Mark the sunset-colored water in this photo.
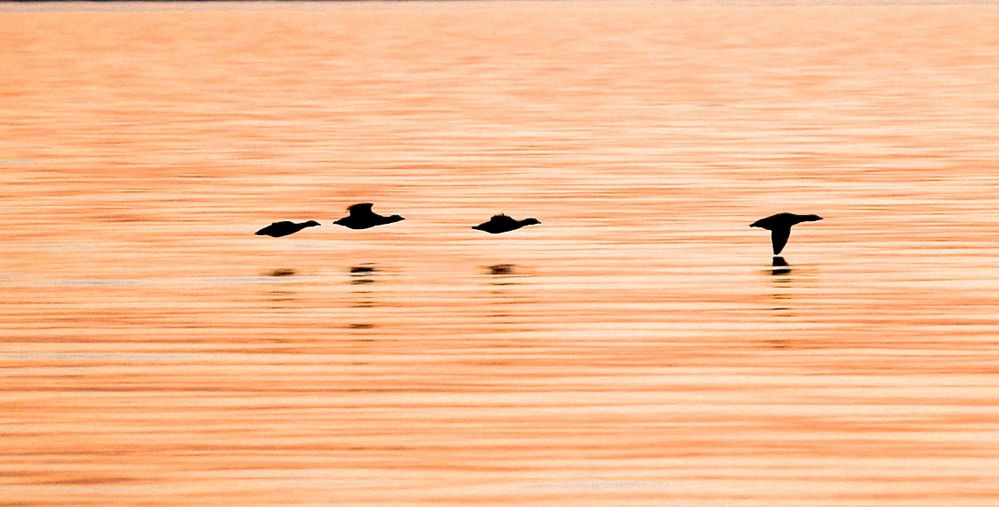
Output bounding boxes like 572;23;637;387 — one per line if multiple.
2;2;999;505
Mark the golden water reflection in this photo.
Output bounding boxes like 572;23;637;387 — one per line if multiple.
2;2;999;505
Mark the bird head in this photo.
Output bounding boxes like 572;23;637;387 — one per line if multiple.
522;218;541;226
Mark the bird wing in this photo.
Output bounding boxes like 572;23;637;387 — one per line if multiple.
490;214;516;225
771;227;791;255
347;203;374;216
752;213;785;229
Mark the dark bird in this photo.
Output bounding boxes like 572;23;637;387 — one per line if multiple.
472;214;541;234
333;203;405;230
750;212;822;255
255;220;320;238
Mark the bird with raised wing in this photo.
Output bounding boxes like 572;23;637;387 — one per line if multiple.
333;203;405;230
750;212;822;255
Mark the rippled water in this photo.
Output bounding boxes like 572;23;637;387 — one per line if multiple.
2;2;999;505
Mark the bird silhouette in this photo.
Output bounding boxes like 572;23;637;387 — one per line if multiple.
750;212;822;255
333;203;404;230
255;220;320;238
472;214;541;234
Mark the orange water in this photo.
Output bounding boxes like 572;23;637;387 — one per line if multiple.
2;2;999;505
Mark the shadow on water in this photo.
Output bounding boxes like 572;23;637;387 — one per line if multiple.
348;264;379;330
766;257;795;320
488;264;516;275
485;264;524;287
268;290;297;302
771;256;791;276
762;256;818;333
480;264;537;325
257;268;301;308
350;265;377;285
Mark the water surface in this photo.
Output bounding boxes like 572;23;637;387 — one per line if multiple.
2;2;999;505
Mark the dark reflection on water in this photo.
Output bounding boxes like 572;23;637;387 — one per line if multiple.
771;256;791;276
350;264;378;286
481;264;534;323
767;257;795;318
488;264;516;276
259;268;301;308
268;290;297;302
485;263;527;288
349;265;379;326
766;258;821;321
267;289;299;310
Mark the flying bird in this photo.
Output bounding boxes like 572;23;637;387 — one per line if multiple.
472;214;541;234
255;220;320;238
333;203;405;230
750;212;822;255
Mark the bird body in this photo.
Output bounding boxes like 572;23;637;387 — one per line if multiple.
255;220;320;238
333;203;405;230
472;214;541;234
750;212;822;255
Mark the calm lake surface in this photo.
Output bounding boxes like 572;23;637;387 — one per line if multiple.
2;2;999;505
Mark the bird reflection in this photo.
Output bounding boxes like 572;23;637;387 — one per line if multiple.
766;257;795;319
258;268;300;309
488;263;516;276
350;264;378;286
348;265;379;330
266;289;299;309
485;264;527;288
480;264;534;324
771;256;791;276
